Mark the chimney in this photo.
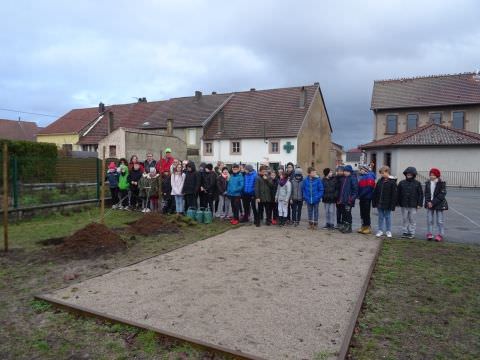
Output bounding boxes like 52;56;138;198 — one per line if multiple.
314;82;319;86
166;118;174;135
107;111;114;134
137;97;147;103
211;91;217;95
217;110;224;134
299;86;306;108
98;102;105;113
250;88;256;91
195;91;202;101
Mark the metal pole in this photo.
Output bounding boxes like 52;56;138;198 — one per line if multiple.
3;143;9;252
100;146;106;224
12;155;18;208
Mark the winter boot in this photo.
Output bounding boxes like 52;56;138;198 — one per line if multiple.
361;226;372;235
357;226;366;233
341;223;352;233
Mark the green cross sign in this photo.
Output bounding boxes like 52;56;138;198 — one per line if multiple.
283;141;295;153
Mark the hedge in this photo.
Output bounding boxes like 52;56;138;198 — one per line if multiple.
0;139;58;182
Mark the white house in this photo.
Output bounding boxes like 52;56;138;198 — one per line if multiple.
201;84;333;171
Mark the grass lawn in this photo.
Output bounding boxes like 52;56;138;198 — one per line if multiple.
0;207;232;360
349;239;480;360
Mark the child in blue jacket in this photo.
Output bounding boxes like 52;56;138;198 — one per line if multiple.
227;163;244;225
302;167;324;229
337;165;359;233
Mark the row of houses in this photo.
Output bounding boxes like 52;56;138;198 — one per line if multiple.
35;84;336;171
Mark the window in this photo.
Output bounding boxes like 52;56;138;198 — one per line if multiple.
231;141;241;154
384;152;391;168
429;112;442;124
386;115;398;134
370;153;377;173
407;114;418;130
204;142;213;155
270;141;279;154
311;142;316;156
62;144;73;152
452;111;465;129
109;145;116;158
187;128;196;145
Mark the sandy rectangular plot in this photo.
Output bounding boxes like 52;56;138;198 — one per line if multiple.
42;227;380;360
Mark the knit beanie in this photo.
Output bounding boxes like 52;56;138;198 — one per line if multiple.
429;168;441;178
343;165;353;173
359;165;369;172
323;168;330;177
205;163;213;171
336;165;345;172
295;168;303;175
245;164;254;172
108;162;116;170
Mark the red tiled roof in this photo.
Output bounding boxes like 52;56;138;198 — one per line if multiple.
141;93;231;129
0;118;40;141
346;147;362;153
371;72;480;110
38;107;100;135
78;101;163;144
203;85;320;140
360;123;480;149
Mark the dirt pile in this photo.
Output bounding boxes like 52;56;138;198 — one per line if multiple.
57;223;126;258
127;213;181;236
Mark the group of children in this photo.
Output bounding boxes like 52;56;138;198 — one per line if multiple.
105;150;448;241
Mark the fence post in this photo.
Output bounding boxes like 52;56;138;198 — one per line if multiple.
100;147;106;224
96;157;100;200
3;143;8;252
12;155;18;209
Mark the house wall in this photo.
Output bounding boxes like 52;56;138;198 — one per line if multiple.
364;146;480;178
97;129;126;158
201;138;298;167
296;90;333;171
125;132;187;162
156;127;202;163
374;105;480;140
37;134;82;151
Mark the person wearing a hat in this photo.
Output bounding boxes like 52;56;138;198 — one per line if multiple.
241;164;259;225
158;148;175;174
199;163;217;213
357;164;376;234
322;168;338;230
290;168;304;226
397;166;423;239
227;163;244;225
337;165;359;233
106;161;120;208
424;168;447;242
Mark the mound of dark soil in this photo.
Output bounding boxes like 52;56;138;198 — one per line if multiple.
56;223;126;258
127;213;181;236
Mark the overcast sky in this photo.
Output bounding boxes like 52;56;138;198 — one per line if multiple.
1;0;480;149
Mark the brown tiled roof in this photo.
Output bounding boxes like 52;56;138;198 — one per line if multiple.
360;123;480;149
371;72;480;110
78;101;162;144
141;93;231;129
38;107;100;135
203;85;319;140
0;119;40;141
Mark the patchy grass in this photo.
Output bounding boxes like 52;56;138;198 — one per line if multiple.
0;207;232;359
349;239;480;360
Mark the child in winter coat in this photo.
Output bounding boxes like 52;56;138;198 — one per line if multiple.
302;167;324;229
106;162;120;208
424;168;447;242
269;171;279;225
290;168;304;226
242;165;258;224
118;164;130;209
216;167;231;219
171;163;185;215
322;168;338;229
397;167;423;239
275;172;292;226
255;165;274;226
127;162;143;210
139;167;160;212
199;163;217;213
227;163;244;225
357;165;376;234
337;165;359;233
372;166;397;238
183;161;201;211
335;166;345;228
161;170;174;214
